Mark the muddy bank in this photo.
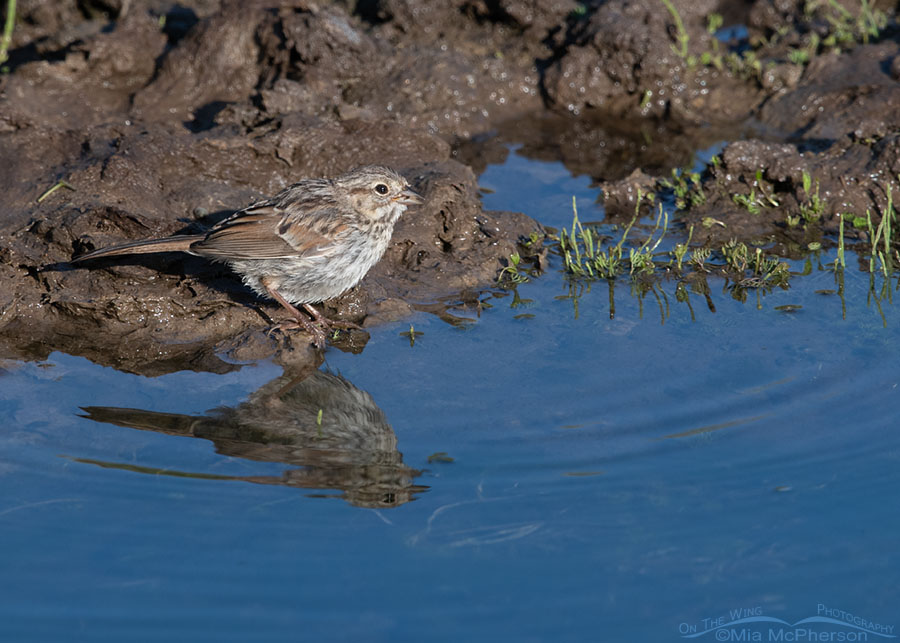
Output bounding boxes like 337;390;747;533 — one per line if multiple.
1;1;551;372
1;145;539;373
1;0;899;373
566;1;900;255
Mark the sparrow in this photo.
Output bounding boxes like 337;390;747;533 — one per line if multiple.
79;369;428;508
73;165;423;348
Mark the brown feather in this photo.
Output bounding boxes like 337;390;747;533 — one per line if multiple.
192;203;341;260
192;221;300;259
73;236;203;262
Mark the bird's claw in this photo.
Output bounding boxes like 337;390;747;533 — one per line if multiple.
328;319;363;331
266;319;327;350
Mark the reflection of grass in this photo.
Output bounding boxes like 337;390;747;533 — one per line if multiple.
864;186;896;278
851;187;898;327
837;213;846;269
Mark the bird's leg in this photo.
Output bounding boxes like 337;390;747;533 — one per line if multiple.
263;282;327;350
302;303;363;330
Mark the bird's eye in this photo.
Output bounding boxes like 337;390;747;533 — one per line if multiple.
375;183;389;195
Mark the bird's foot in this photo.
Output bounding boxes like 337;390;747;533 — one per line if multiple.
327;319;363;331
300;303;362;334
266;318;327;350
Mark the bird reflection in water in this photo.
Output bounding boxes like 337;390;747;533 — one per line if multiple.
78;369;427;508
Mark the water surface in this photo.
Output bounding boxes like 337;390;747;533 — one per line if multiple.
2;148;898;642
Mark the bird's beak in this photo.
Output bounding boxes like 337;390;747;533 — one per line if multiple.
394;187;424;206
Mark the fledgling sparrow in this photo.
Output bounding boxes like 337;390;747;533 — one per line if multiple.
73;165;423;348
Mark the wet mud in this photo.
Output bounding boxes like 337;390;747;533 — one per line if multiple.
1;0;899;373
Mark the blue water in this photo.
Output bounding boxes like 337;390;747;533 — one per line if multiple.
2;150;898;641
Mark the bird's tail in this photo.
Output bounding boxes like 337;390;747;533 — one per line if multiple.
79;406;201;436
72;235;204;263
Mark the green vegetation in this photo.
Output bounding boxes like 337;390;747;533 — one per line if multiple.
755;170;780;208
496;177;900;323
729;170;780;216
555;194;670;280
0;0;14;68
660;0;690;60
837;213;846;269
807;0;886;46
498;252;529;284
671;225;694;271
569;3;588;19
550;197;792;301
864;188;895;278
662;1;889;82
498;231;543;286
732;190;762;215
777;1;887;69
788;44;812;66
660;168;706;210
720;239;791;289
828;186;900;327
659;2;768;78
799;171;825;223
786;170;826;227
36;179;76;203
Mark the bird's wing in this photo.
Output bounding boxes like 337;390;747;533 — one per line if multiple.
191;203;342;260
